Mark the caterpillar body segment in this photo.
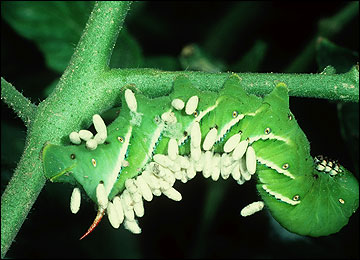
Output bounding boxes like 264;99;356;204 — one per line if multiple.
42;75;359;238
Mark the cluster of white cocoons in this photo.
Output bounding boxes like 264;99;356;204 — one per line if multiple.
69;114;107;150
104;138;185;234
70;91;264;235
102;94;262;233
175;95;258;184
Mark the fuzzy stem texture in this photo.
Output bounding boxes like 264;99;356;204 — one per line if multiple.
1;1;358;258
1;77;36;128
1;2;132;257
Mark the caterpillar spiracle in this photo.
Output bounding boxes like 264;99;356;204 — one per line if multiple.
42;75;359;239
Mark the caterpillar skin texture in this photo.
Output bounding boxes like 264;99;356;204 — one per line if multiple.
42;75;359;238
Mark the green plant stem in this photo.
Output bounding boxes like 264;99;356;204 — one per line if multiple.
1;1;358;258
65;1;131;73
1;77;36;127
38;1;132;139
1;2;131;257
104;66;359;102
285;2;359;72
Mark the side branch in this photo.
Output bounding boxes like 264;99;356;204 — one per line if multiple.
1;77;37;127
1;2;133;258
104;66;359;103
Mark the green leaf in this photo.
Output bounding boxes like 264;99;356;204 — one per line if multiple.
1;1;94;73
2;1;144;73
110;28;143;69
316;37;358;73
43;78;59;98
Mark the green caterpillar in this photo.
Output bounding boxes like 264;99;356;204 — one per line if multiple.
42;75;359;239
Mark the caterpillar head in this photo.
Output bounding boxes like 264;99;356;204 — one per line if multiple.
257;156;359;237
42;143;117;204
42;143;78;184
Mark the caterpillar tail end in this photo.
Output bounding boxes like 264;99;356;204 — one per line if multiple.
79;208;105;240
